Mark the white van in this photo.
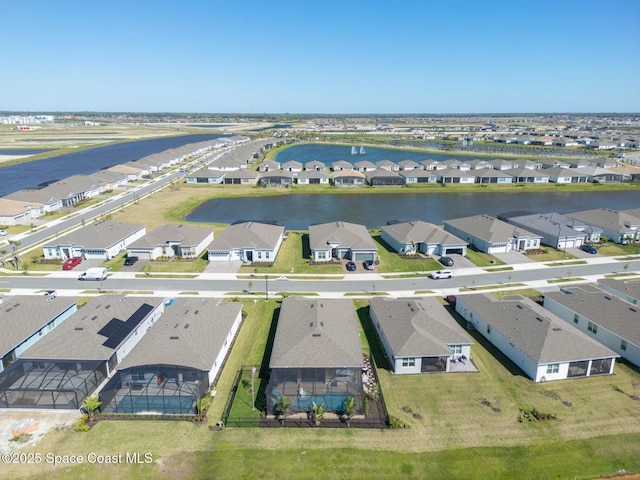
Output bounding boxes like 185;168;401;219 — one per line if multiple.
78;267;108;281
429;270;453;279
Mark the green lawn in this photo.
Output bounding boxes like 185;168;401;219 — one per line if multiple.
526;247;578;262
597;241;640;256
373;234;442;273
464;248;505;267
5;298;640;480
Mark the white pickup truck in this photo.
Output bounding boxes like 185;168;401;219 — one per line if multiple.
78;267;108;281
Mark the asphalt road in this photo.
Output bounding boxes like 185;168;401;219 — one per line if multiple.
3;259;638;296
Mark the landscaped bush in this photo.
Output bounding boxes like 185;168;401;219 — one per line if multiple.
518;407;557;423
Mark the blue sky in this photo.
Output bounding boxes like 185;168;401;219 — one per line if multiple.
1;0;638;113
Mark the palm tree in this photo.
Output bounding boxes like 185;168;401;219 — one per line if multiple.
276;396;291;425
342;396;357;427
311;401;325;427
195;395;211;422
82;396;102;421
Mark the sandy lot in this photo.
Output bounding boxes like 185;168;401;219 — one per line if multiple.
0;410;78;454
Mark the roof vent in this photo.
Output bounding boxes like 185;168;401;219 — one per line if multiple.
604;296;611;300
105;305;110;309
75;327;84;331
184;324;190;329
536;317;544;322
310;322;314;327
553;327;561;331
91;316;98;321
174;323;179;328
517;305;523;309
194;310;199;315
170;336;179;340
312;333;321;337
630;308;637;313
320;322;324;327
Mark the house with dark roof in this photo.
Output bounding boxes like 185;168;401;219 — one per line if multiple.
369;297;474;374
127;224;213;260
258;170;294;187
365;169;404;186
381;220;468;256
544;285;640;368
399;169;438;184
444;214;541;253
309;221;378;262
43;221;146;260
207;221;285;263
0;295;78;374
99;299;242;415
505;212;590;249
0;295;165;409
267;297;364;415
456;293;618;382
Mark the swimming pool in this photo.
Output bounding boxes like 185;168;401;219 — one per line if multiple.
115;395;195;414
293;392;349;411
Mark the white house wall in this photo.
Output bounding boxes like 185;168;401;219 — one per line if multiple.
543;297;640;368
207;310;243;385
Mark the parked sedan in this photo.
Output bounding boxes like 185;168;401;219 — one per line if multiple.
124;256;139;266
0;229;7;236
579;244;598;254
345;261;357;271
363;260;375;270
62;257;82;270
439;256;454;266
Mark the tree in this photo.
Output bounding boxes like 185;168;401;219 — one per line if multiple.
311;401;325;427
342;396;357;427
276;395;291;425
82;396;102;421
195;395;211;422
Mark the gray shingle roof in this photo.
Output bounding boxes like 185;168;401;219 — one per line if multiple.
459;294;618;363
382;220;467;246
545;286;640;345
0;296;77;357
116;299;242;371
208;222;284;251
568;208;640;232
269;297;363;368
309;221;377;251
444;215;540;243
598;278;640;304
44;221;145;249
370;297;472;357
129;224;212;249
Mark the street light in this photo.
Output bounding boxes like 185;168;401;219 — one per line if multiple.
251;274;268;301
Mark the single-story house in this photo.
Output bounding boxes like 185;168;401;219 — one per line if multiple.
376;159;399;171
0;295;165;409
43;221;146;260
258;170;294;187
420;159;444;170
369;297;474;374
506;168;550;183
545;167;589;183
0;198;46;225
99;299;242;415
258;161;280;172
222;169;260;185
456;293;618;382
3;189;63;213
267;297;364;415
544;285;640;368
185;168;226;184
0;295;78;374
332;169;366;187
436;168;476;184
505;212;589;249
397;159;421;170
467;159;493;170
444;214;541;253
567;208;640;243
399;169;439;184
353;160;377;172
281;160;303;172
471;169;514;184
365;169;404;186
572;166;624;183
295;170;330;185
309;220;377;262
597;278;640;306
440;159;471;170
104;164;145;181
127;224;213;260
381;220;468;256
487;159;514;170
207;221;285;263
331;160;353;171
304;160;325;171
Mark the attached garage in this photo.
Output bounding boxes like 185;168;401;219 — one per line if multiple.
442;247;466;256
352;251;376;261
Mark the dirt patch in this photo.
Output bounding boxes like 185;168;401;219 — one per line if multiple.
0;410;78;453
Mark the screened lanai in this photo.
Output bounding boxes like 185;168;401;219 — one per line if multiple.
99;364;208;414
0;359;106;409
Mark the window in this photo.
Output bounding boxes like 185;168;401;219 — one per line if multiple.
546;364;559;374
573;314;579;324
450;345;462;354
621;340;627;351
402;358;415;367
588;321;598;334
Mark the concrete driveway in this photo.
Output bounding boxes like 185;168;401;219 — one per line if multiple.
438;253;475;269
492;250;536;264
205;260;243;273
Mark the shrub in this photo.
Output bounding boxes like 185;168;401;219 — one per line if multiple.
75;415;90;432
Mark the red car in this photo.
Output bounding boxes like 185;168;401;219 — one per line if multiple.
62;257;82;270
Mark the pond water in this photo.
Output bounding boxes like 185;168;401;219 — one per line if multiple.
184;190;640;229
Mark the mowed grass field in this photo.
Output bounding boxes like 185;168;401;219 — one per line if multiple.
5;297;639;480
